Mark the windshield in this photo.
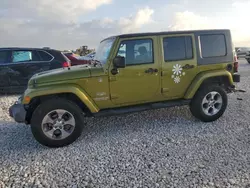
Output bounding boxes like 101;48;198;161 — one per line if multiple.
94;38;116;65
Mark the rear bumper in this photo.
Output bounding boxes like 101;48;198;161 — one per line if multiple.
9;102;27;123
233;73;240;83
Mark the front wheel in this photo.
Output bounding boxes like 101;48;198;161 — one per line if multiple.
190;85;228;122
30;98;85;147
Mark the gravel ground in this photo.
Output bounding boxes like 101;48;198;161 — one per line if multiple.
0;60;250;188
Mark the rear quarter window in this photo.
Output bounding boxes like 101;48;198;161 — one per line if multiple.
200;34;227;58
47;50;69;62
37;50;53;61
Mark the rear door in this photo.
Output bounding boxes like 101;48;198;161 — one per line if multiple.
35;50;53;70
160;34;198;99
8;49;51;90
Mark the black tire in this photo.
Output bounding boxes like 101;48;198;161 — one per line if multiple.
189;85;228;122
30;98;85;148
247;59;250;64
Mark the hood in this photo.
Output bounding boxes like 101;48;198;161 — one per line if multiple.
30;64;93;85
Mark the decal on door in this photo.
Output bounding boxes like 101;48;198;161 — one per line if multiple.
171;64;185;84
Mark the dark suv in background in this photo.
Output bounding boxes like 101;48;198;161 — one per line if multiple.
0;47;71;94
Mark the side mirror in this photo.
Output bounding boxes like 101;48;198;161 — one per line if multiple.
113;56;125;68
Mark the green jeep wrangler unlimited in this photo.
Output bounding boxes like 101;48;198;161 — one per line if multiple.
9;29;241;147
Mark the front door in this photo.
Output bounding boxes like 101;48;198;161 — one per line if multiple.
109;37;160;105
160;34;198;99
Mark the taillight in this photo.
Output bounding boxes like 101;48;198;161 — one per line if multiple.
234;54;238;62
232;52;238;72
62;61;71;68
234;61;238;72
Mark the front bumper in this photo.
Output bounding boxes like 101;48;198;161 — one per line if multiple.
9;99;27;123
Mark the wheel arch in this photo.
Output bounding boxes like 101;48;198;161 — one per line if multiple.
184;70;234;99
25;92;96;124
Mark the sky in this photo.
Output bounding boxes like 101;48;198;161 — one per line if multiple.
0;0;250;50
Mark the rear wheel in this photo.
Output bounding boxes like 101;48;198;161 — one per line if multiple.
30;98;85;147
190;85;228;122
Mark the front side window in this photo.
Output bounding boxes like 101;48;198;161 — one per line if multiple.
94;38;116;65
12;50;40;63
117;39;153;66
117;43;126;58
163;36;193;61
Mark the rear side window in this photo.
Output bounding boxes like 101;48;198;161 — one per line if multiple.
0;51;9;63
163;36;193;61
200;34;227;58
37;50;53;61
12;50;40;63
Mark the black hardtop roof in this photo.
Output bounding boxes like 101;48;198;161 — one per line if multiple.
101;29;231;42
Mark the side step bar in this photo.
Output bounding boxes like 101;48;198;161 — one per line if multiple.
93;99;191;117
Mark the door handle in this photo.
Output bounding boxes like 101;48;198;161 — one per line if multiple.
145;68;158;73
145;68;153;73
182;64;195;69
